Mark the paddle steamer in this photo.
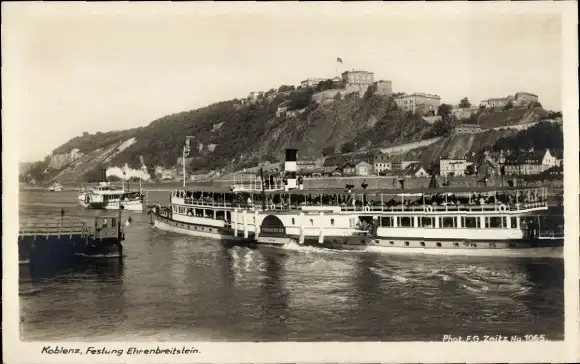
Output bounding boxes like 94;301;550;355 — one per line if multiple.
48;182;64;192
150;148;563;257
80;172;145;211
77;182;125;207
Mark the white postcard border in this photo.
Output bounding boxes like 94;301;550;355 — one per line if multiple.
2;1;579;363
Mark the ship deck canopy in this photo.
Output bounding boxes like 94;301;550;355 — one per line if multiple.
172;185;544;197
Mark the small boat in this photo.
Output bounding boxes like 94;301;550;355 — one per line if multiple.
47;183;63;192
80;176;144;211
77;182;125;207
86;191;144;211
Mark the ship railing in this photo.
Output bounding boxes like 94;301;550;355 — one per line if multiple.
338;201;548;213
177;199;547;213
18;221;93;237
230;174;286;192
538;231;565;239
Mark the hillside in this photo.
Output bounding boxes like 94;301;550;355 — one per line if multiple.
475;107;545;128
21;87;557;184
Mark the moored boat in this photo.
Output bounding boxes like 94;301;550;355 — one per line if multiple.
86;190;144;211
47;183;63;192
77;182;125;207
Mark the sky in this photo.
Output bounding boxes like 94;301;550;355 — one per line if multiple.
4;3;564;162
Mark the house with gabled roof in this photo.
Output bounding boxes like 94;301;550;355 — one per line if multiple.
502;148;558;175
403;162;429;178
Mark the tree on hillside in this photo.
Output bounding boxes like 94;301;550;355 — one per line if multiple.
278;85;295;93
315;79;334;93
504;101;514;110
363;84;378;100
437;103;453;119
466;113;478;124
529;101;542;109
492;121;563;152
288;88;314;110
459;97;471;108
340;142;356;153
424;118;456;139
322;146;335;156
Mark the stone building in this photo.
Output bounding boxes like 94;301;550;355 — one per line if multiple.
300;78;327;88
342;70;374;96
502;149;558;175
374;80;393;97
454;124;482;134
514;92;539;106
439;158;471;176
393;93;441;115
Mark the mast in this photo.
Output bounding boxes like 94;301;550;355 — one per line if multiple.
183;136;193;188
260;167;266;210
182;146;186;188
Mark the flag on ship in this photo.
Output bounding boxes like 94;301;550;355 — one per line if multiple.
337;57;343;63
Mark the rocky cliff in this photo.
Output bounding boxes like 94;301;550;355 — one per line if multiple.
22;88;555;184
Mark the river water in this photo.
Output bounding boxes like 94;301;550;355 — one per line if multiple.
18;189;564;341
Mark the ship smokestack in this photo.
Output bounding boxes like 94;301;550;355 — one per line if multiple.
284;148;298;191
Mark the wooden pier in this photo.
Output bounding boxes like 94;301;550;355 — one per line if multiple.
18;220;92;237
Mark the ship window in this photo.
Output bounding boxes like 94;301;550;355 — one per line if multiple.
442;217;455;228
436;242;442;247
331;219;335;226
420;242;425;247
462;216;479;228
310;219;314;225
509;243;516;248
292;218;295;225
511;217;518;228
489;243;496;248
399;217;412;227
453;242;459;247
488;216;504;228
381;217;393;227
389;241;394;245
111;218;117;227
420;217;434;228
404;241;409;246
